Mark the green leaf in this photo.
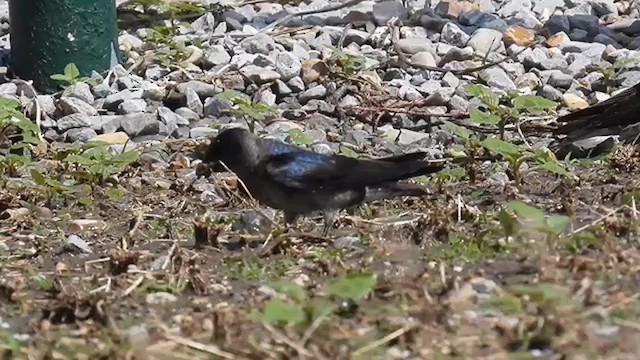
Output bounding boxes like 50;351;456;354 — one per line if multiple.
622;191;640;206
78;197;93;206
546;215;571;234
538;160;573;179
50;74;71;82
269;281;307;303
339;145;359;158
512;95;557;114
0;98;21;110
507;201;545;225
469;109;500;125
465;84;499;107
262;299;305;326
287;129;313;146
443;120;470;140
64;63;80;79
326;273;376;300
30;169;46;185
106;188;125;200
216;90;245;102
481;138;521;157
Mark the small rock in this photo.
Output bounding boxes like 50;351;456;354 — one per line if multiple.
92;132;130;145
548;72;574;88
480;67;516;91
240;65;281;84
118;99;147;114
467;28;503;55
563;93;590;109
146;292;178;305
190;127;217;138
504;25;535;46
204;45;231;67
185;88;204;115
240;33;276;54
57;113;92;131
274;52;302;80
175;107;200;122
301;59;329;84
299;85;327;104
0;83;16;96
538;85;564;101
546;32;571;47
58;97;98;116
204;97;233;117
397;129;430;145
542;15;570;36
440;23;470;48
64;128;98;143
177;81;220;99
397;38;434;55
104;89;143;111
62;82;94;104
121;113;161;138
372;0;408;26
158;107;189;126
410;51;437;67
64;235;92;254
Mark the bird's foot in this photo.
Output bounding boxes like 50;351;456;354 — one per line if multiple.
321;210;338;237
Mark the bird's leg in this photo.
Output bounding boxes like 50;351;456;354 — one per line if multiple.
283;211;299;233
322;210;338;237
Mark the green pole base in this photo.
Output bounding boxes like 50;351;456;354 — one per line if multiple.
8;0;122;93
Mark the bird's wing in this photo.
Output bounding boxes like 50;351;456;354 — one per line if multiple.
263;150;443;190
555;83;640;134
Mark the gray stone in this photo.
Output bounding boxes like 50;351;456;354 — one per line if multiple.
185;88;204;116
397;38;435;55
62;82;94;104
240;65;281;84
57;113;92;131
441;23;470;48
373;0;408;26
172;126;191;139
190;126;217;138
617;71;640;87
104;89;143;111
204;97;233;117
175;107;200;122
0;83;16;96
64;128;98;143
100;116;122;133
287;76;305;92
64;235;92;254
121;113;161;137
467;28;503;55
118;99;147;114
410;51;437;67
146;292;177;305
274;52;302;80
58;97;98;116
240;33;276;54
299;84;327;104
397;129;430;145
538;84;564;101
176;81;220;99
30;95;56;116
92;83;113;98
273;79;292;96
204;45;231;66
344;29;370;46
548;72;574;88
480;67;516;91
158;107;189;126
540;57;569;70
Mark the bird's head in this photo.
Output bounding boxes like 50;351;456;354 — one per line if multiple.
202;127;254;173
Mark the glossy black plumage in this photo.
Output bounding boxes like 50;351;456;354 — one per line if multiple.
202;127;445;234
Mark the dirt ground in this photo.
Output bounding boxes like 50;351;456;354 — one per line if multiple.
1;141;639;360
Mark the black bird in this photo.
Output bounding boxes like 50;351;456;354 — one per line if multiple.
552;82;640;157
201;127;446;235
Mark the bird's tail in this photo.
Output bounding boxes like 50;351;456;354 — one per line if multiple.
364;182;429;202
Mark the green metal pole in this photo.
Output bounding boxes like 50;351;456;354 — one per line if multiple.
8;0;121;93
